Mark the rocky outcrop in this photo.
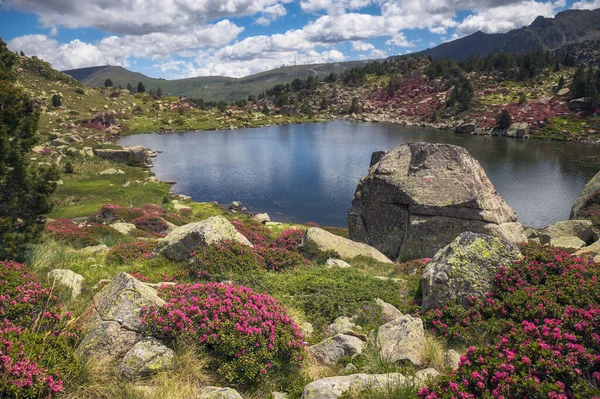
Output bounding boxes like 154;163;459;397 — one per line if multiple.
47;269;84;298
153;216;252;261
575;240;600;262
76;273;166;359
325;258;351;268
455;122;477;134
550;236;586;250
376;315;426;366
94;145;150;165
348;143;525;260
308;334;364;366
539;220;595;245
301;369;439;399
120;338;174;379
375;298;403;321
420;232;523;312
444;349;461;370
571;171;600;219
300;227;393;264
505;122;529;138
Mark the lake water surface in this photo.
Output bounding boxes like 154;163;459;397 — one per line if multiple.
120;121;600;228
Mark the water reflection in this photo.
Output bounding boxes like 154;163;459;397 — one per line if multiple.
120;121;600;228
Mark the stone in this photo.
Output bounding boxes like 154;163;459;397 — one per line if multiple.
32;145;44;154
173;203;192;212
444;349;461;370
120;338;174;379
51;138;69;146
153;216;252;261
69;135;83;143
326;316;356;335
198;386;244;399
325;258;351;268
454;122;477;134
377;315;426;366
557;87;570;96
348;143;525;260
574;240;600;261
272;393;289;399
81;147;94;157
76;273;166;359
539;220;595;245
308;334;364;366
505;122;529;138
252;213;271;224
47;269;84;298
232;201;242;208
375;298;403;321
111;222;137;235
571;171;600;219
569;98;592;111
342;363;358;374
420;232;523;312
550;235;586;251
94;145;149;165
300;227;393;264
80;244;109;255
300;322;315;338
99;168;124;175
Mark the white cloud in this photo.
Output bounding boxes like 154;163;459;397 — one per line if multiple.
300;0;373;15
351;41;375;52
386;33;414;47
429;26;447;35
571;0;600;9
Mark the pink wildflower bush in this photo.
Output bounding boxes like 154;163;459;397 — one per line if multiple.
0;261;77;398
271;229;304;251
419;243;600;398
141;282;305;384
106;241;156;265
131;215;169;234
44;218;118;247
579;189;600;229
232;220;271;247
88;204;167;225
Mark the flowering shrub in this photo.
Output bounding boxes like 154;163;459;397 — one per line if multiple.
271;229;304;251
256;246;309;272
190;240;266;279
131;215;169;234
305;222;320;228
162;213;186;226
88;204;145;224
107;241;155;264
419;243;600;398
44;218;118;247
141;283;305;384
232;220;271;247
579;189;600;229
394;258;431;275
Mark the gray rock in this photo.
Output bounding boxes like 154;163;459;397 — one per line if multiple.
550;235;586;250
571;171;600;219
454;122;477;134
95;145;149;165
120;338;174;379
377;315;426;366
300;322;315;338
272;393;289;399
111;222;137;235
153;216;252;261
198;386;244;399
325;258;351;268
326;316;356;335
375;298;403;321
444;349;461;370
569;98;592;111
76;273;165;359
539;220;595;245
420;232;523;312
80;244;109;255
47;269;84;298
252;213;271;224
308;334;364;366
505;122;529;138
348;143;525;260
99;168;124;175
342;363;358;374
301;227;393;264
575;240;600;261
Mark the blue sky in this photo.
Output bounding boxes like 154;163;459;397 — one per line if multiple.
0;0;597;79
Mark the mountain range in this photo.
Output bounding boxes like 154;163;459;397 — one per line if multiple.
64;8;600;102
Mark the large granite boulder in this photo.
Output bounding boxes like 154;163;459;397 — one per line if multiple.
76;273;165;359
571;171;600;219
153;216;252;261
376;315;426;366
94;145;149;165
308;334;364;366
539;220;595;245
420;232;523;312
348;143;525;260
301;369;439;399
120;338;174;379
300;227;393;264
575;240;600;261
47;269;84;298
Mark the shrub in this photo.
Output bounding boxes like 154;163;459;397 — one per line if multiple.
322;226;349;238
256;246;309;272
51;94;61;107
232;220;271;247
131;215;169;234
162;213;186;226
44;219;119;247
305;222;320;228
141;283;305;385
189;240;265;279
106;241;155;264
496;108;512;129
271;229;304;251
579;189;600;229
63;160;74;174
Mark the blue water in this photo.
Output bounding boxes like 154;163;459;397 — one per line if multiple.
120;121;600;228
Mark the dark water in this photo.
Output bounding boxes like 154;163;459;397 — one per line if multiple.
120;121;600;228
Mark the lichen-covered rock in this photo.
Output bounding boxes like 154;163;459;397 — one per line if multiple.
80;244;109;255
252;213;271;224
76;273;165;359
94;145;149;165
420;232;523;312
326;316;356;335
375;298;403;321
550;235;586;251
308;334;364;366
47;269;84;298
120;338;174;379
153;216;252;261
348;143;525;260
571;171;600;219
376;315;426;366
111;222;137;235
539;220;595;245
325;258;351;268
444;349;461;370
575;240;600;261
197;386;244;399
300;227;393;264
300;369;438;399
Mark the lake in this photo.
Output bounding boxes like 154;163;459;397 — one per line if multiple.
120;120;600;228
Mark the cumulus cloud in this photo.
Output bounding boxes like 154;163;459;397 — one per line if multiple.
351;41;375;52
300;0;373;15
386;33;415;47
571;0;600;9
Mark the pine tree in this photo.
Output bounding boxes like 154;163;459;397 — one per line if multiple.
157;87;163;98
19;50;25;57
262;105;270;115
557;75;565;91
0;39;59;260
51;94;62;107
126;82;133;92
571;65;587;99
137;81;146;93
349;97;360;114
497;109;512;129
104;78;113;87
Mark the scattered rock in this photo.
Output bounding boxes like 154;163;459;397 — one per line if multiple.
557;87;570;96
550;235;586;251
99;168;125;175
120;338;174;379
574;240;600;261
95;146;149;165
80;244;109;255
505;122;529;138
454;122;477;134
153;216;252;261
308;334;364;366
420;232;523;312
173;203;192;212
272;392;289;399
444;349;461;370
51;138;69;146
301;227;393;264
252;213;271;224
197;386;244;399
569;98;592;111
300;322;315;338
348;143;525;260
81;147;94;157
47;269;84;298
539;220;595;245
571;171;600;219
342;363;358;374
326;316;356;335
325;258;351;268
375;298;403;321
377;315;426;366
111;222;137;235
